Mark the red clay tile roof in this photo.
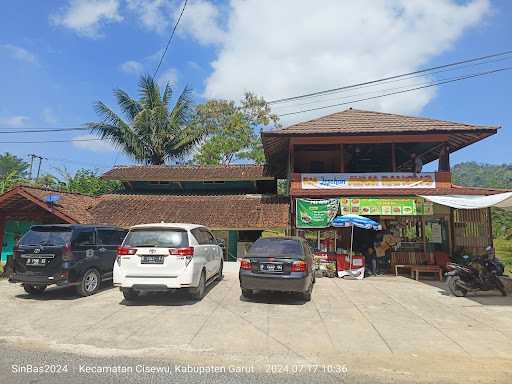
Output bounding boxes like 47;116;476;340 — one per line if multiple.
269;108;499;135
102;164;274;181
0;185;96;223
262;109;499;178
88;193;289;229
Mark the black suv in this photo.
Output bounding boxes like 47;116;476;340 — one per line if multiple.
10;224;126;297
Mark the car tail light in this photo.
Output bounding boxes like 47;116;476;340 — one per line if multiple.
240;258;252;270
291;260;307;272
62;243;74;261
117;246;137;256
169;247;194;256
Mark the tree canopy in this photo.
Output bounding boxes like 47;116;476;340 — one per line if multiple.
0;153;29;178
87;75;206;165
192;93;279;165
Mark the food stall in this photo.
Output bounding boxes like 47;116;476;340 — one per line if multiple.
294;197;452;275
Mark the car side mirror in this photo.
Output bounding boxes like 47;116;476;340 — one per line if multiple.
216;239;225;248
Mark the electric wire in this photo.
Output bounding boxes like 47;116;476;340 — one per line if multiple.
267;49;512;105
153;0;188;78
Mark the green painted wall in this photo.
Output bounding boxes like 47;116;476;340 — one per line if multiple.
1;220;35;263
131;180;259;192
227;231;238;261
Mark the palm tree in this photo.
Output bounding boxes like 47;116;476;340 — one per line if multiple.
87;75;203;165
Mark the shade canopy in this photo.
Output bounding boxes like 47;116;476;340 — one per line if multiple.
331;214;382;230
420;192;512;210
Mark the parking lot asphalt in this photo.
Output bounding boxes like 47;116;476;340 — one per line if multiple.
1;262;512;383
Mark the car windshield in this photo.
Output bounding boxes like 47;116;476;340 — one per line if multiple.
248;238;304;258
19;227;72;246
124;228;189;248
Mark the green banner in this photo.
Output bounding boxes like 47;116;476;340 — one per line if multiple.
339;198;428;216
296;198;339;228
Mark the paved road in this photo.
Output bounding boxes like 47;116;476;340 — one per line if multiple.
1;262;512;383
0;344;348;384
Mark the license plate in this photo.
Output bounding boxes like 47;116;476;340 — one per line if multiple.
260;263;283;273
141;255;164;264
26;258;47;266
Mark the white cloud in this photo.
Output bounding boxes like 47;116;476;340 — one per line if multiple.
50;0;123;38
0;115;30;127
158;67;178;86
126;0;170;32
202;0;491;122
0;44;37;64
175;0;225;45
72;135;116;152
120;60;144;74
42;108;58;125
187;60;202;71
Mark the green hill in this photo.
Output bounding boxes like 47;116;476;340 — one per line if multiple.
452;162;512;190
452;162;512;240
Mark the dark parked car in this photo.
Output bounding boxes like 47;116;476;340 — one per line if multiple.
239;237;315;301
10;224;126;297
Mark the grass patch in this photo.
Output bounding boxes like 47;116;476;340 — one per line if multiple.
494;239;512;275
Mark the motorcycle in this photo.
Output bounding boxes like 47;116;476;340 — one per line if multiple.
446;254;507;297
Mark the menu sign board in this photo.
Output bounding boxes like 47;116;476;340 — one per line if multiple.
296;198;339;228
339;198;433;216
301;172;436;190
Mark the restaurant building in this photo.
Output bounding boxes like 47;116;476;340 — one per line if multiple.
0;108;508;267
262;108;505;269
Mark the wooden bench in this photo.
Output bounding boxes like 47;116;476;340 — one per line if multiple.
392;252;428;277
410;265;443;281
392;252;443;280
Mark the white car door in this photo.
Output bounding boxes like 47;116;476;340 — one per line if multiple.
203;229;219;279
191;228;213;279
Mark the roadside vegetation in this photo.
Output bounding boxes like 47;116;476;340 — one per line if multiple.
0;152;119;195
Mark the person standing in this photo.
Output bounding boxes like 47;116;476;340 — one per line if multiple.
375;230;398;275
364;246;377;277
411;153;423;174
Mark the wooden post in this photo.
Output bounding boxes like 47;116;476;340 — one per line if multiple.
391;143;397;172
288;139;294;236
487;207;493;248
449;208;455;259
340;144;345;172
0;217;5;261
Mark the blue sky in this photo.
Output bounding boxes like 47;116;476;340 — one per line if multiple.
0;0;511;176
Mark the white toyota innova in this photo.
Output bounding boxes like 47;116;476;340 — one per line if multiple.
113;223;223;301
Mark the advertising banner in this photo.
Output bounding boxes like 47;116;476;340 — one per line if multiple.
295;198;339;228
339;198;433;216
301;172;436;190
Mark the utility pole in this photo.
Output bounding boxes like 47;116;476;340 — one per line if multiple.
27;154;46;180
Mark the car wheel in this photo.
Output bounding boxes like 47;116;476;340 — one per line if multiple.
122;288;139;301
447;275;467;297
77;269;101;297
216;260;223;281
23;284;46;295
191;270;206;301
241;289;253;298
302;282;313;302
